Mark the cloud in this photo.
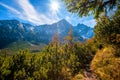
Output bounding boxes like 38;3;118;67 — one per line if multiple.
0;0;96;27
83;19;96;28
0;0;60;25
46;0;61;22
0;2;20;15
65;16;70;22
16;0;53;25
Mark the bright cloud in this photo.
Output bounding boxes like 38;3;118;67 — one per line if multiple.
0;0;61;25
16;0;53;25
0;0;96;27
65;16;70;22
82;19;96;28
47;0;61;22
0;2;20;15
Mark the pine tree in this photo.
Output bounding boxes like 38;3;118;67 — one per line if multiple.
63;0;120;18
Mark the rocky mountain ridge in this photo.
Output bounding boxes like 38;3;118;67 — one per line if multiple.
0;19;94;48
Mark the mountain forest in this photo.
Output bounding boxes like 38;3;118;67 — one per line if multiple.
0;0;120;80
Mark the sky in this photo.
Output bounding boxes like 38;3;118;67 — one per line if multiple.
0;0;96;27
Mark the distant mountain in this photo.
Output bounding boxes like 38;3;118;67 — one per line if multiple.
0;19;94;49
73;23;94;39
35;19;73;43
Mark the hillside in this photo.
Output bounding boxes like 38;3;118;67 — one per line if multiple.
0;19;94;49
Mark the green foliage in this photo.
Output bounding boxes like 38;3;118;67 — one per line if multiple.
56;1;120;80
63;0;120;18
1;28;119;80
91;5;120;80
4;41;46;54
94;6;120;47
0;37;96;80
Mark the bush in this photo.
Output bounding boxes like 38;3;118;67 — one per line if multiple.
91;46;120;80
94;7;120;47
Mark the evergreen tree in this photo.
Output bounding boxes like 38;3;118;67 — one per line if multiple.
94;5;120;47
63;0;120;18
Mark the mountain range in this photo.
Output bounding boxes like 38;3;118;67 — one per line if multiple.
0;19;94;49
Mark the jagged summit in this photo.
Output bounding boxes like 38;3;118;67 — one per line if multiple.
53;19;72;26
58;19;68;23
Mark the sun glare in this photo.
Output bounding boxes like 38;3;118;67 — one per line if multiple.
50;1;60;12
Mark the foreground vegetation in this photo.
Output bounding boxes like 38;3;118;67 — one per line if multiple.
0;0;120;80
0;38;97;80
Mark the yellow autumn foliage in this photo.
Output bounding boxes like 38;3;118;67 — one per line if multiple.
91;46;120;80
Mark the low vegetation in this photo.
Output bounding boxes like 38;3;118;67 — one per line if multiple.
0;38;97;80
0;1;120;80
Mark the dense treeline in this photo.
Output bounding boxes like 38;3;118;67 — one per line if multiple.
90;5;120;80
0;37;98;80
63;0;120;79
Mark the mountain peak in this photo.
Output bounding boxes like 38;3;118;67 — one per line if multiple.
76;23;92;29
58;19;69;23
55;19;72;28
77;23;86;26
60;19;67;22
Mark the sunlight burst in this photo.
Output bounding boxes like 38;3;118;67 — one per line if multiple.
50;1;60;13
